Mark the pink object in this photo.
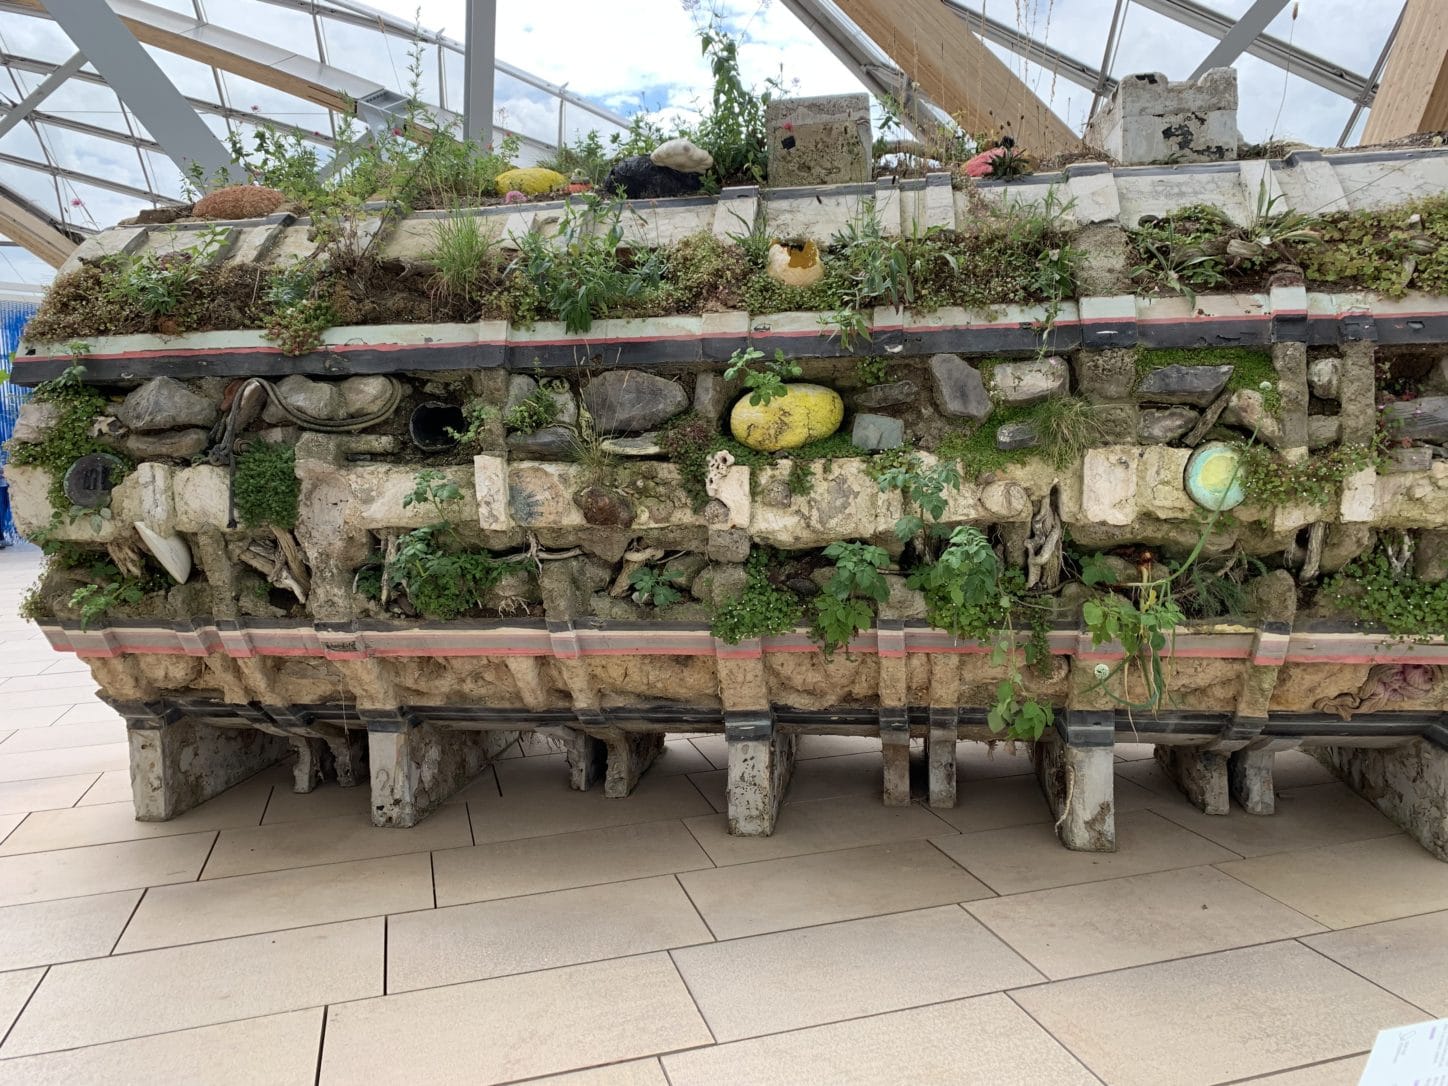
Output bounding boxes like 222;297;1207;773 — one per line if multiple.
963;146;1008;178
503;190;528;204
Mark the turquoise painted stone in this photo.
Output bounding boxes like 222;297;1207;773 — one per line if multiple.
1185;442;1245;511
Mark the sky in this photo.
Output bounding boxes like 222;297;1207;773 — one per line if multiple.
0;0;1402;287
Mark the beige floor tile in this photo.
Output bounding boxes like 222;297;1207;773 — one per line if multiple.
464;756;713;844
680;840;993;939
387;875;712;991
0;889;140;970
528;1060;669;1085
0;831;216;908
0;778;271;855
0;811;20;842
0;1007;322;1086
74;770;132;807
1151;782;1401;856
688;734;727;769
320;953;711;1085
0;705;71;730
0;719;127;754
926;773;1053;833
670;905;1041;1042
1245;1057;1369;1085
201;802;471;880
4;686;110;710
1115;742;1157;761
1274;750;1340;790
0;773;102;815
957;740;1035;779
260;780;384;824
117;852;434;953
0;743;129;784
432;820;712;907
2;672;106;694
0;968;44;1039
932;809;1239;894
1303;910;1448;1015
797;734;881;759
1013;941;1419;1086
53;703;126;726
3;918;382;1057
684;795;953;866
663;992;1097;1086
968;865;1324;979
687;750;884;814
1219;835;1448;928
649;740;714;777
1116;755;1190;799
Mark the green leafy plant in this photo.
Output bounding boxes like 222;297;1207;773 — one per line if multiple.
70;579;145;631
723;346;802;406
691;23;775;187
109;226;231;319
658;412;770;509
504;197;664;333
813;541;890;653
1325;543;1448;637
232;441;298;530
710;550;804;644
628;565;684;608
908;526;1050;740
386;469;513;620
446;399;498;448
7;357;124;516
505;381;566;433
855;356;892;386
1237;439;1381;508
868;450;961;542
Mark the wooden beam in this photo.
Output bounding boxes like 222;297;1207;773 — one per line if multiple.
1362;0;1448;144
834;0;1079;154
0;193;77;268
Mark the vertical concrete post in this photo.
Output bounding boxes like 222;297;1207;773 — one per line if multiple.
117;700;289;822
880;713;912;806
1155;745;1230;814
1229;747;1277;815
598;727;665;798
365;711;509;828
877;619;911;806
927;707;958;809
564;727;607;792
291;737;324;794
725;712;796;837
1034;710;1117;852
1318;726;1448;862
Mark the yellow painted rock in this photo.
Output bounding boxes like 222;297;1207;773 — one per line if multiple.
494;167;567;196
766;240;824;288
730;384;844;452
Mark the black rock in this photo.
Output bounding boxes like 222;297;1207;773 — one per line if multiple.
1136;364;1234;407
928;354;991;420
854;380;918;409
995;420;1041;451
583;370;689;434
506;426;577;461
601;156;703;200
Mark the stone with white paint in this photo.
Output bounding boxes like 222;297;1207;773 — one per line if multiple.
1081;447;1138;526
989;357;1068;406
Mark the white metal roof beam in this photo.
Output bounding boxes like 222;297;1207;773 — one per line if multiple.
1190;0;1292;80
40;0;237;184
940;1;1116;95
1129;0;1373;102
0;150;182;203
0;50;86;141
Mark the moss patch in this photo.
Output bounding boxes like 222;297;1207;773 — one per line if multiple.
1134;347;1281;415
233;441;298;530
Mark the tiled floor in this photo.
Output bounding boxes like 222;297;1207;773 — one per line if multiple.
0;541;1441;1084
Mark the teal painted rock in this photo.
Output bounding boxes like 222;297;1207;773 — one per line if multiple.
729;384;844;452
1185;442;1245;511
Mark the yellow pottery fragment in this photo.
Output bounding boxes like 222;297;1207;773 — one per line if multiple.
730;383;844;452
494;167;568;195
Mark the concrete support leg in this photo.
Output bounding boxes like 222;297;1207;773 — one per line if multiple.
325;730;369;788
1156;745;1230;815
564;727;607;792
291;737;323;794
366;714;508;828
1229;748;1276;815
725;714;796;837
927;710;958;809
1318;735;1448;862
602;729;665;799
121;703;290;822
881;715;911;807
1034;711;1116;852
